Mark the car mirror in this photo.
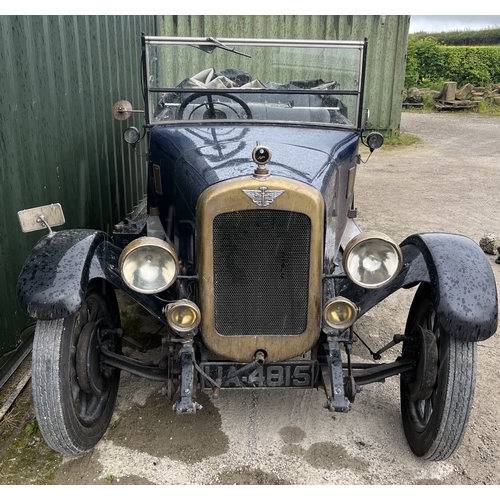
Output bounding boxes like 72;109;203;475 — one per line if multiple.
17;203;65;234
112;100;144;121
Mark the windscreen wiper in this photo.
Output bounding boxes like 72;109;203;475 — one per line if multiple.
198;37;252;58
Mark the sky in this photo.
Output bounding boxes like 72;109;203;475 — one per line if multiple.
409;15;500;34
3;4;500;34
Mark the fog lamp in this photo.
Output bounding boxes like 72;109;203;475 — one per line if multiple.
166;300;201;335
119;237;179;294
343;232;402;289
323;297;358;329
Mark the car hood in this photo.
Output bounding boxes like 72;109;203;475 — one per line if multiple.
150;123;359;266
150;122;359;202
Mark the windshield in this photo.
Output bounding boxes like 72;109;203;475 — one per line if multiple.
144;36;365;128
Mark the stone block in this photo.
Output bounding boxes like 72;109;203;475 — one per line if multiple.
479;233;500;255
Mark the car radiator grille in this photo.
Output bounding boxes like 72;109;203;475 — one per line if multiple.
213;209;311;336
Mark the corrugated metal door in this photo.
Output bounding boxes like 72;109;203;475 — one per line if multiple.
0;15;156;382
159;15;410;132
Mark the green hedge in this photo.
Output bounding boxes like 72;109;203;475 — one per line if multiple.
412;28;500;47
405;35;500;88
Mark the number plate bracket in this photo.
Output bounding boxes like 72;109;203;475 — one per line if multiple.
200;361;318;389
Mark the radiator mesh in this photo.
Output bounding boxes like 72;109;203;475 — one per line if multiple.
213;210;311;336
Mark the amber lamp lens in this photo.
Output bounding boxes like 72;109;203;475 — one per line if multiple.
170;305;198;328
324;298;357;329
167;301;201;334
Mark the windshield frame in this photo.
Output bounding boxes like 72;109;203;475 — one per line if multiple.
142;35;367;130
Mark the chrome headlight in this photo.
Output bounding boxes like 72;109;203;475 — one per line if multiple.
119;237;179;294
343;232;402;289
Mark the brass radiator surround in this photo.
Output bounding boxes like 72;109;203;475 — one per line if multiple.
196;175;324;363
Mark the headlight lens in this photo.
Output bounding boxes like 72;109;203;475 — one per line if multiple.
123;126;140;145
323;297;358;329
343;232;402;289
119;237;179;294
166;300;201;334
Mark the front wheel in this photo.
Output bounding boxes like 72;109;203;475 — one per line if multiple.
32;282;121;455
400;284;477;460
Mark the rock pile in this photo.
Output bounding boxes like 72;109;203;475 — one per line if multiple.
470;84;500;105
403;87;438;103
403;83;500;109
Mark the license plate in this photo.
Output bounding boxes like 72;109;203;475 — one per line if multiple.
200;361;317;389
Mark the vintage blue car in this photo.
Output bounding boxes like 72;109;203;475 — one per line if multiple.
17;35;497;460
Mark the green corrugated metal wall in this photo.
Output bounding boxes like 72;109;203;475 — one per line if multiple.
0;15;156;382
159;15;410;132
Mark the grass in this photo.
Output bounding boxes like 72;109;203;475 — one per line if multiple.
475;99;500;116
0;385;62;485
0;410;21;432
382;132;420;148
359;132;420;154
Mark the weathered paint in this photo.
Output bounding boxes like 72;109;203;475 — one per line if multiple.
158;15;410;133
0;15;156;380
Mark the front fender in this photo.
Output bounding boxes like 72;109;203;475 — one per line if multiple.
18;229;168;323
339;233;498;342
17;229;109;320
403;233;497;341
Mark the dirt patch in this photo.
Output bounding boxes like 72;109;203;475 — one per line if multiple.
214;466;291;485
279;425;307;444
105;391;229;462
279;425;369;472
283;442;370;472
1;111;500;485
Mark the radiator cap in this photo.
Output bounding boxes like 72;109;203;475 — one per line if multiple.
252;144;272;179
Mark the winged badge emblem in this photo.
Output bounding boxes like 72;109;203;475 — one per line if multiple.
242;186;285;207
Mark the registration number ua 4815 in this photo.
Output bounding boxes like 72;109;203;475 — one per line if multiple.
200;361;318;389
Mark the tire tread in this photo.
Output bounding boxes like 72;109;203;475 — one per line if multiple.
32;319;84;454
401;285;477;461
32;286;120;455
425;338;476;460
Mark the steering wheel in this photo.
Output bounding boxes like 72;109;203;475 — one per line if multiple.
176;92;253;120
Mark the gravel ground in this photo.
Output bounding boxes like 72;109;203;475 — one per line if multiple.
1;111;499;486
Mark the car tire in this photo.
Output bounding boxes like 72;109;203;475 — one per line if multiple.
32;282;121;455
400;284;477;461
